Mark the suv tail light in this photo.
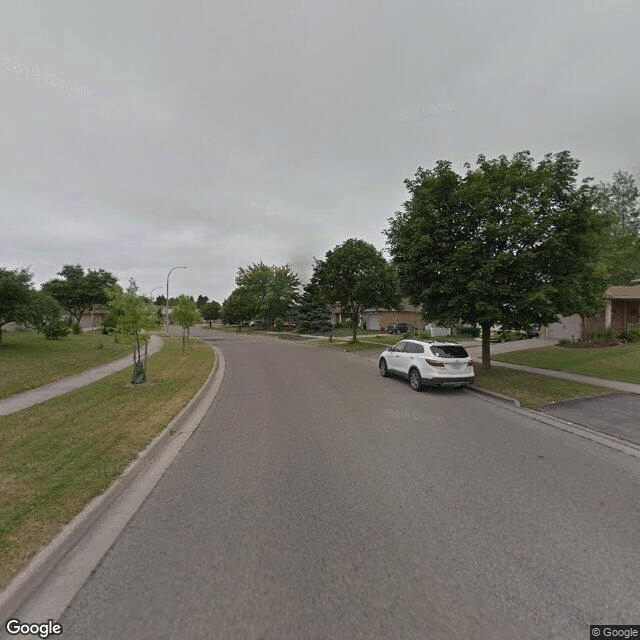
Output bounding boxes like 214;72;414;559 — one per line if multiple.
425;358;445;368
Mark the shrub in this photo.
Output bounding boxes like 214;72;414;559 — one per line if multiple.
582;328;617;344
457;325;480;337
344;319;354;328
417;331;432;339
625;328;640;342
274;317;285;332
558;338;573;345
71;322;82;335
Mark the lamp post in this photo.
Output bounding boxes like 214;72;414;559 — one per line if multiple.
166;266;187;331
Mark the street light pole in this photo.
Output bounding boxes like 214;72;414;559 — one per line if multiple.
166;266;187;331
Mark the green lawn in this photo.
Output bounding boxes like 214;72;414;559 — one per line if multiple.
493;343;640;384
0;330;133;398
0;336;215;589
472;367;613;409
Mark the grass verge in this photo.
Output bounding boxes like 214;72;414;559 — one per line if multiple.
0;335;215;589
472;366;613;409
0;331;132;398
493;343;640;384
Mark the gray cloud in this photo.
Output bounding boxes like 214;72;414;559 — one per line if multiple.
2;0;639;302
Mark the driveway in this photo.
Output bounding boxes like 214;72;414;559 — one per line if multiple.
539;393;640;443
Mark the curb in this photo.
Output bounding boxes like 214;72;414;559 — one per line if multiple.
466;385;521;407
0;338;225;624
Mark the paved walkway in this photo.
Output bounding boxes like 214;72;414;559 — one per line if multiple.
0;334;163;416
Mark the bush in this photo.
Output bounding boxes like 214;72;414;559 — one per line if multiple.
274;317;285;332
625;328;640;342
582;329;617;344
558;338;573;345
344;318;354;328
71;322;82;335
417;331;432;339
457;325;480;337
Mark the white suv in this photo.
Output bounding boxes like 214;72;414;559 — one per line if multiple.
378;339;474;391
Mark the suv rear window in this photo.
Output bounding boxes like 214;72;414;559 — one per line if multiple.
430;345;469;358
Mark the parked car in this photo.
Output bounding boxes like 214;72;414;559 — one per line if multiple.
386;323;395;334
378;339;474;391
526;325;540;338
489;329;526;342
388;322;414;335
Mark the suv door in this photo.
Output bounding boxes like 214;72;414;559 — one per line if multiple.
387;341;408;372
400;341;424;376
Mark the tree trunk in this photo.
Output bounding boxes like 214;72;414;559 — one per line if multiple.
351;310;360;343
480;321;492;369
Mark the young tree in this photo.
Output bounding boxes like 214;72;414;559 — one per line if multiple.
0;267;34;344
107;279;160;383
222;288;252;331
42;264;118;327
201;300;221;327
172;294;202;347
312;238;400;342
235;262;301;326
595;170;640;285
385;151;609;367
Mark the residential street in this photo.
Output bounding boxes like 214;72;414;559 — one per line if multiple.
54;329;640;639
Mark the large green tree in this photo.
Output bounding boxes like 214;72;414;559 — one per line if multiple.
0;267;34;344
42;264;118;326
294;281;332;334
235;262;300;326
222;288;252;331
201;300;221;327
385;151;609;367
312;238;400;342
595;170;640;285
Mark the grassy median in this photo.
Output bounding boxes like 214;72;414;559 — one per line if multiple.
0;331;132;398
472;366;613;409
0;335;215;589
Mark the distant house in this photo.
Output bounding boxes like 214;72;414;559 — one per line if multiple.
360;300;423;332
543;282;640;339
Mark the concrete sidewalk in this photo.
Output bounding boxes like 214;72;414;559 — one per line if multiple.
489;360;640;394
0;334;163;416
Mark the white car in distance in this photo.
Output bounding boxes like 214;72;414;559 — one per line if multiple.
378;339;474;391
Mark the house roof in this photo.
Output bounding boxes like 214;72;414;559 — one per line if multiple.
606;285;640;299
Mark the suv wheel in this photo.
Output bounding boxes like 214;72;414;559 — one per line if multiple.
409;368;423;392
379;358;389;378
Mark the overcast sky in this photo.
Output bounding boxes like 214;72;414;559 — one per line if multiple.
2;0;639;302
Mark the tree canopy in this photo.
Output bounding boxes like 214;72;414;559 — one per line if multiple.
385;151;610;366
595;170;640;285
201;300;221;326
222;288;252;330
235;262;300;326
42;264;118;325
312;238;399;342
0;267;34;343
294;281;332;334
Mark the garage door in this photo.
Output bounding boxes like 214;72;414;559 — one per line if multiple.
368;314;380;331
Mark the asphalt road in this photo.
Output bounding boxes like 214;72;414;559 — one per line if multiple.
56;329;640;639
